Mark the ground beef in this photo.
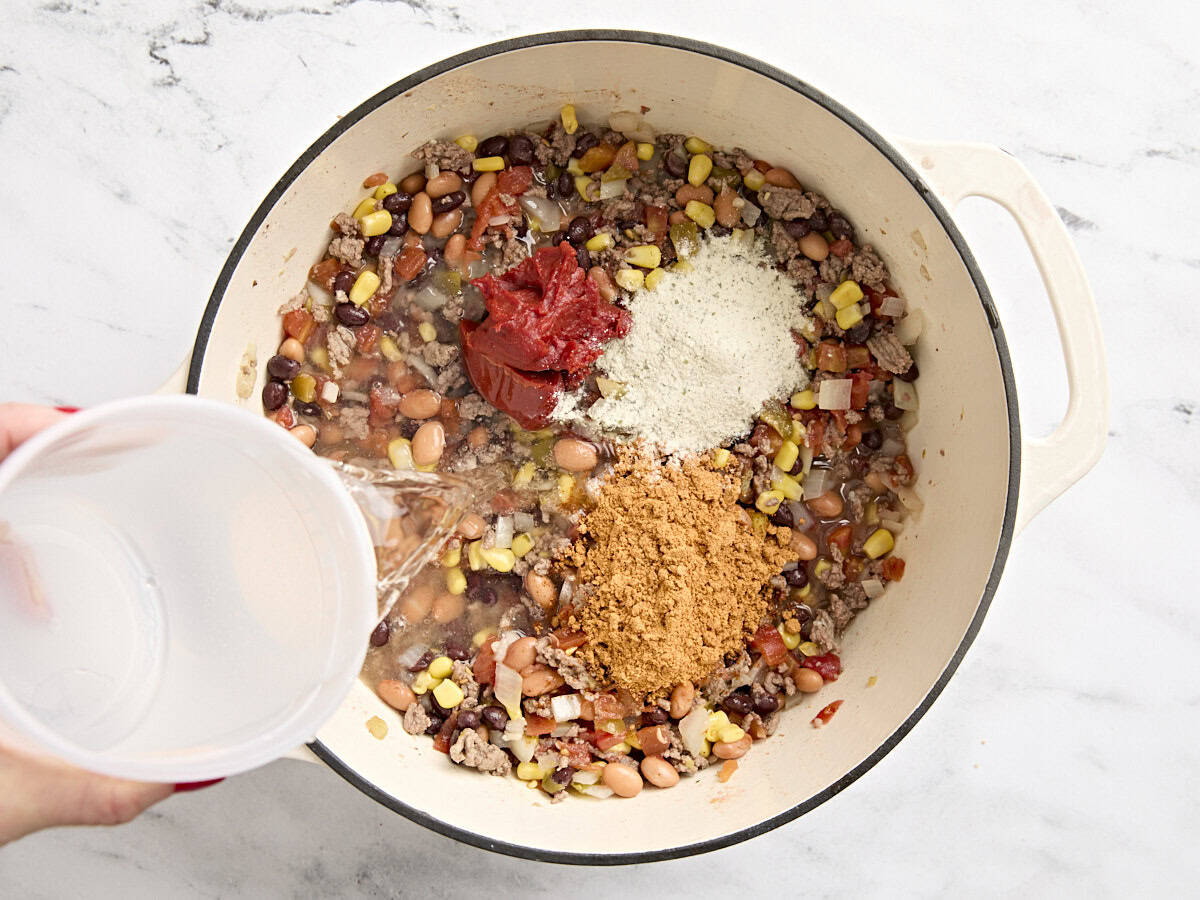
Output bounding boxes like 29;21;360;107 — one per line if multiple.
456;393;492;421
818;558;846;589
751;454;772;495
536;635;598;691
600;196;642;224
523;696;554;718
328;233;365;268
663;728;708;774
433;359;466;395
829;582;869;632
376;248;396;296
338;405;369;440
701;650;752;703
763;668;796;696
846;482;872;521
655;132;686;156
866;331;914;375
449;727;512;776
627;175;673;209
782;257;818;297
450;660;481;709
402;702;431;735
498;234;528;270
530;132;556;166
410;139;473;174
278;290;307;314
421;340;459;368
810;609;839;654
326;325;355;372
768;221;800;263
849;244;888;289
757;186;817;221
818;254;849;284
543;121;576;166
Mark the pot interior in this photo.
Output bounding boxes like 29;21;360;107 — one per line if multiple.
191;35;1015;861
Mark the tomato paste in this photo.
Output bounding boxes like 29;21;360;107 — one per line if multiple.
461;242;631;429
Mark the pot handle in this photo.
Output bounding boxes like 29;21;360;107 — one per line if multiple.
894;139;1109;533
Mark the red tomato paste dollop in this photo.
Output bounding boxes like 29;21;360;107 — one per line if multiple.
460;242;631;429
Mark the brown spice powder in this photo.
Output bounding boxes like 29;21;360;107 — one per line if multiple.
561;453;795;697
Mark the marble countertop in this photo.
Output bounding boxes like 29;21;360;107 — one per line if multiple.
2;0;1196;895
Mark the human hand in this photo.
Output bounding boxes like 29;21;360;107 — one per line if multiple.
0;404;201;846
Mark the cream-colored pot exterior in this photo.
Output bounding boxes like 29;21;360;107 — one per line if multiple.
185;33;1107;863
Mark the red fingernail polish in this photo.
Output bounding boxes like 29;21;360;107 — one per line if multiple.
54;406;81;414
174;778;224;792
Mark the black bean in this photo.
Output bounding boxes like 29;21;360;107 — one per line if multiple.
408;650;436;673
791;604;814;634
382;191;412;214
508;134;535;166
445;641;471;661
861;429;883;451
640;708;668;727
428;691;450;718
710;224;732;238
566;215;594;245
770;503;794;529
424;715;444;736
575;246;591;269
828;213;854;239
807;210;829;232
294;401;322;418
481;706;508;731
844;321;872;344
784;220;811;239
884;403;904;421
365;374;386;392
663;151;687;178
387;212;408;236
513;219;528;238
397;420;419;439
332;270;356;295
785;565;809;589
477;135;509;158
722;691;753;716
551;767;574;786
335;302;370;326
896;362;919;382
554;172;573;199
572;132;598;157
365;235;386;256
455;708;480;730
266;354;301;380
374;309;401;332
431;190;466;214
369;620;390;647
466;573;497;606
261;380;287;411
753;694;780;716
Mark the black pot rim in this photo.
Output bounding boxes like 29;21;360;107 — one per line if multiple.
187;28;1021;867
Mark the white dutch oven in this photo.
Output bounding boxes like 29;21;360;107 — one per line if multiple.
174;32;1108;863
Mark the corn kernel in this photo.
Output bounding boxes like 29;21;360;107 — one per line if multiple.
625;729;642;750
585;232;614;252
791;389;816;410
411;671;440;695
836;303;864;331
379;335;403;362
636;141;655;161
830;280;865;310
471;627;495;648
794;583;811;599
427;656;453;679
705;711;731;741
684;200;716;229
517;761;545;781
482;547;516;573
779;624;801;650
467;539;485;572
712;448;731;468
687;153;713;187
774;440;799;473
772;472;802;501
512;461;535;487
353;196;378;219
349;270;380;306
574;174;599;201
454;134;478;152
684;136;713;155
624;244;661;268
511;532;533;558
865;500;879;526
445;566;466;595
307;345;330;373
418;321;438;343
867;675;878;688
863;528;895;559
556;473;574;503
386;438;413;470
614;268;645;291
797;641;820;657
791;419;806;443
813;559;832;579
290;373;316;403
566;157;584;176
755;489;785;515
744;169;766;191
441;546;461;568
643;267;666;290
608;742;631;755
373;182;397;200
432;678;464;709
717;724;746;743
560;104;578;135
473;155;506;172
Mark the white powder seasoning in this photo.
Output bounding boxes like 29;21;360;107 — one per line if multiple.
557;235;812;453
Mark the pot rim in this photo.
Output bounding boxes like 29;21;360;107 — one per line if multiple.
186;28;1021;866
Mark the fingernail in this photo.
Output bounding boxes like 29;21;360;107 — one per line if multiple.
54;406;81;414
174;778;224;793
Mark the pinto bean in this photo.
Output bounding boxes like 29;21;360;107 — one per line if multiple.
457;513;486;540
521;665;564;697
399;172;426;194
425;171;462;199
470;171;497;208
398;389;441;419
431;591;464;624
553;437;598;472
504;636;538;672
408;192;433;234
669;682;694;719
411;421;445;466
799;231;829;262
601;762;643;798
712;734;752;759
675;183;714;206
377;679;416;712
807;491;844;518
640;755;680;788
430;209;463;238
524;571;557;612
764;167;801;189
713;188;739;227
791;531;818;561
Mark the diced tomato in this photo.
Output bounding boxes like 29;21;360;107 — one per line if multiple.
472;638;498;685
881;557;906;582
551;629;588;651
282;309;315;343
577;697;595;721
850;371;872;410
829;238;854;259
811;700;843;728
308;257;341;291
830;410;848;434
524;714;557;736
804;413;826;452
816;341;847;373
367;383;399;428
468;165;533;250
842;424;862;452
644;204;669;241
751;624;790;667
843;556;864;582
866;284;900;316
356;324;380;354
611;140;640;175
592;693;624;722
559;740;594;768
893;454;915;485
395;246;426;282
845;345;872;370
272;405;295;429
488;489;521;515
432;711;458;753
802;652;842;682
827;525;853;556
594;730;628;751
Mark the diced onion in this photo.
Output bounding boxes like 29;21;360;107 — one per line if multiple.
896;309;924;345
493;515;513;550
679;706;709;757
733;659;763;690
893;484;924;514
572;768;601;786
394;643;429;670
862;578;886;599
879;517;905;534
518;195;563;232
785;500;813;531
551;694;582;722
880;437;906;458
893;381;919;411
487;214;511;227
818;379;853;410
900;410;920;432
598;178;627;200
607;110;655;142
412;282;443;311
549;723;575;738
574;784;615;799
494;662;523;719
879;295;907;317
506;731;537;762
405;354;438;386
513;512;535;533
803;467;832;501
340;389;369;404
799;444;814;475
740;199;761;227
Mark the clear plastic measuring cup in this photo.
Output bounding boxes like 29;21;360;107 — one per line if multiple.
0;396;468;782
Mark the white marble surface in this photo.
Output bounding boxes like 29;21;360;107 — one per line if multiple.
1;0;1197;895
